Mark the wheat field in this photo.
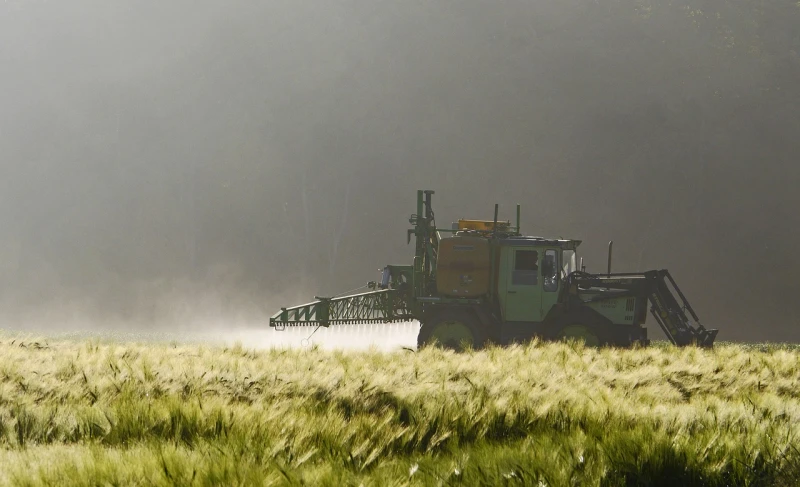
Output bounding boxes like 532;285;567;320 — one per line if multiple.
0;332;797;486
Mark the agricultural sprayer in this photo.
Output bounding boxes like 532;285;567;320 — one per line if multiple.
270;190;718;349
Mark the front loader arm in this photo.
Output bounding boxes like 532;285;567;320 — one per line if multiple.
642;270;718;347
565;270;718;347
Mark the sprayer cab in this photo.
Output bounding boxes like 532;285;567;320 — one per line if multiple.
269;189;718;350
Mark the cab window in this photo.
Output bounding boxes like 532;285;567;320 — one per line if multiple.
512;250;539;285
543;249;558;292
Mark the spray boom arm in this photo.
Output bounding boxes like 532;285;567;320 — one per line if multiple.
269;288;413;329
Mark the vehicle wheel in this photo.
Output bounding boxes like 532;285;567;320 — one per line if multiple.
417;310;484;351
556;324;603;347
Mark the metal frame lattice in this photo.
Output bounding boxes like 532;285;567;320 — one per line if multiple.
269;289;412;328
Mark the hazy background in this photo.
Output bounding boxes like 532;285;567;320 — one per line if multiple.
1;0;798;342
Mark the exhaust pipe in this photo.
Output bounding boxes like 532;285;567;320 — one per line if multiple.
607;241;613;275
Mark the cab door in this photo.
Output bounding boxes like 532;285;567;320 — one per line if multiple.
503;248;544;322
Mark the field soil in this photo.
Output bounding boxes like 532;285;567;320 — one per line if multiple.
0;333;798;486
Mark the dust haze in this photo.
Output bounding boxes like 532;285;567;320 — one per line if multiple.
1;0;798;344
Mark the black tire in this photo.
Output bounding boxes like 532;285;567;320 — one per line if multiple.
417;309;486;352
